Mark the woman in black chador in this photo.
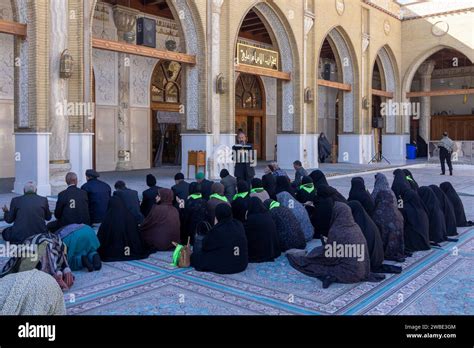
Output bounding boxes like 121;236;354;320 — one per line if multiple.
309;170;329;190
429;184;458;236
440;182;473;227
348;177;375;217
418;186;447;244
391;169;412;201
400;189;431;252
97;195;149;262
348;200;402;274
243;197;281;263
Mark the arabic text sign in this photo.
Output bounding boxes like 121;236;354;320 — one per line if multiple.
237;43;279;71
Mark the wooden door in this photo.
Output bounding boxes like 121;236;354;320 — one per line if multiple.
252;117;262;159
236;115;248;136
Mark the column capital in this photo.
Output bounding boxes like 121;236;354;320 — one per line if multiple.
418;59;436;77
112;5;139;41
211;0;224;13
362;33;370;53
304;16;314;37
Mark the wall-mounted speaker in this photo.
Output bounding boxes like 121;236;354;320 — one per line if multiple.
323;63;331;80
137;17;156;48
372;116;384;129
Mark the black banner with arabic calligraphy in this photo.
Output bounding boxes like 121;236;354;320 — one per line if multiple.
237;43;279;71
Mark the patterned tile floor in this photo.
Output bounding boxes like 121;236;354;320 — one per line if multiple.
1;164;473;315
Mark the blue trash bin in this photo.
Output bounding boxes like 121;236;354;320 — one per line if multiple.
406;144;417;159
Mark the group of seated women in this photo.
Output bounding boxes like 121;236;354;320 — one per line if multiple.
2;167;469;299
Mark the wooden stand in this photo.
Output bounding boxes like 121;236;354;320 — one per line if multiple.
187;151;206;179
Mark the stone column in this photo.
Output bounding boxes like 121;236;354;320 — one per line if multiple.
418;60;435;143
49;0;71;195
113;5;138;171
207;0;224;179
302;14;315;168
13;0;52;196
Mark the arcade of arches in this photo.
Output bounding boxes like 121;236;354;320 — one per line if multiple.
0;0;473;195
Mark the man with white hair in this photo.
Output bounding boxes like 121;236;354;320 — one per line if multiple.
1;181;52;244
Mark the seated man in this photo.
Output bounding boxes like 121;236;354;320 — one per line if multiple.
47;172;90;232
195;172;213;201
113;180;144;225
171;173;190;203
80;169;111;224
140;174;161;218
220;169;237;203
2;181;51;244
292;160;308;187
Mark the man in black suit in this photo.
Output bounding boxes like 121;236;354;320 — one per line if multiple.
233;130;255;185
171;172;189;203
81;169;111;224
114;180;144;225
2;181;52;244
47;172;91;232
195;172;213;201
140;174;161;218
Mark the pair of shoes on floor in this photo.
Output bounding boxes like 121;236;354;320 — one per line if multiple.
82;254;102;272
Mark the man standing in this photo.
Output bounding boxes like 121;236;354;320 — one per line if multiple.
233;130;255;185
47;172;90;232
81;169;111;224
438;132;455;176
2;181;52;244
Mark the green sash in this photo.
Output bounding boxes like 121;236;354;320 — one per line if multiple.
269;201;281;210
188;193;202;200
299;183;315;194
233;192;249;200
209;193;228;203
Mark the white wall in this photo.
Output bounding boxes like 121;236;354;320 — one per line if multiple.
130;108;151;170
261;76;277;161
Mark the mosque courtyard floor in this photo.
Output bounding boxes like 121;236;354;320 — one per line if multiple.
0;164;473;315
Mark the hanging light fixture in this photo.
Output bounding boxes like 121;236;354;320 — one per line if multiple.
60;49;74;79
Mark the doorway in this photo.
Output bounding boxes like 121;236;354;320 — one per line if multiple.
151;115;181;166
150;60;183;167
235;74;265;160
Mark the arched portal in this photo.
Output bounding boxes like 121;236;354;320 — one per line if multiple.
371;45;401;162
90;0;204;172
317;26;359;163
404;47;473;159
234;2;299;167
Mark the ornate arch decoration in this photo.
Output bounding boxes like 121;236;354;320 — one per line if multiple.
234;1;300;132
89;0;206;130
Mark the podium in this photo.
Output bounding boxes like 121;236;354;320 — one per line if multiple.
187;151;206;179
